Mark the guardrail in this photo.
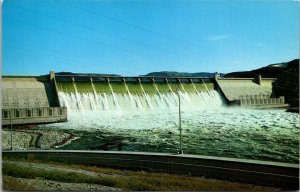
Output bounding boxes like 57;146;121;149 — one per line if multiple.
2;150;299;190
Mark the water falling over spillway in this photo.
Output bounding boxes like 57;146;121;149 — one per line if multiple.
107;79;120;109
58;89;224;111
72;78;84;112
139;80;153;109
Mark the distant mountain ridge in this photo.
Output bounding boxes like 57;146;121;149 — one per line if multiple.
224;59;299;78
55;59;298;79
144;71;224;77
55;72;121;77
55;71;225;77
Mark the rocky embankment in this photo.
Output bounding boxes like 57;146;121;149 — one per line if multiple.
2;129;76;150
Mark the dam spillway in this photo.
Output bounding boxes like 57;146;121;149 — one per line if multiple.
56;78;223;111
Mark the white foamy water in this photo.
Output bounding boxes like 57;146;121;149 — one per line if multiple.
58;90;224;112
41;90;299;163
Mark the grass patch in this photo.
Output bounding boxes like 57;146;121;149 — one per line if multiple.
2;159;278;191
3;161;118;188
3;176;36;191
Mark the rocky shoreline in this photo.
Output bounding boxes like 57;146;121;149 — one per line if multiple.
2;128;77;150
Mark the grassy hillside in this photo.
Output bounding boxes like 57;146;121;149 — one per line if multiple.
224;59;298;78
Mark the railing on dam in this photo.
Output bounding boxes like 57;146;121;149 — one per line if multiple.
239;95;287;107
2;107;67;126
54;74;213;83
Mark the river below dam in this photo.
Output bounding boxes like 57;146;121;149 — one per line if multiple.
38;90;299;163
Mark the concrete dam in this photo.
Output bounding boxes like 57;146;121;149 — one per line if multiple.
2;72;67;126
2;71;298;164
2;71;288;126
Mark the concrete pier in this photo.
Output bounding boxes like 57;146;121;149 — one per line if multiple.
2;107;67;125
214;74;288;108
239;95;288;108
2;72;67;126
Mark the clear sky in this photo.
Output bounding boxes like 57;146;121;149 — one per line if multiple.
2;0;299;76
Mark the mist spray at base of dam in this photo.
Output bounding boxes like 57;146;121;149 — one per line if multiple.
40;86;299;163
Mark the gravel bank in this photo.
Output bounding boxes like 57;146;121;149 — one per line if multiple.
4;176;120;191
2;131;31;150
33;130;71;149
2;129;75;150
4;160;122;191
5;160;122;178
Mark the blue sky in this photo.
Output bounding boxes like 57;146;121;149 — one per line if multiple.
3;0;299;75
